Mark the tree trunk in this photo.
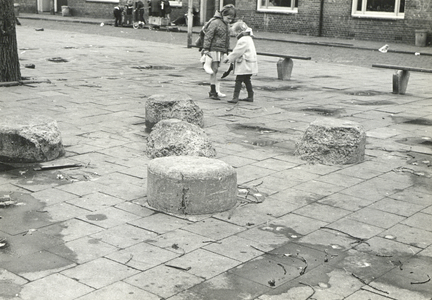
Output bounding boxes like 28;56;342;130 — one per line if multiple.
0;0;21;82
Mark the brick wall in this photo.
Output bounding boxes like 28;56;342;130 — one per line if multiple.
239;0;432;45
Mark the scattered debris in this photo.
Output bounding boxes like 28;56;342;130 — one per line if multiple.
25;64;35;69
23;229;36;236
35;28;44;31
299;281;316;300
411;274;430;285
0;238;7;248
48;57;68;63
125;254;134;264
277;263;287;275
378;44;389;53
352;272;389;294
0;194;15;207
320;226;370;246
33;163;82;171
392;167;428;177
285;253;308;275
165;264;191;271
268;279;276;287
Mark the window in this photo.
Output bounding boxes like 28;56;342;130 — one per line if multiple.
352;0;404;19
169;0;182;7
257;0;298;13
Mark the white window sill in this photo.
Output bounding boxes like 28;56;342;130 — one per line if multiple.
257;8;298;14
351;12;404;20
169;1;182;7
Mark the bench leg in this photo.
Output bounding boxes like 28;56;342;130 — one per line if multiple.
392;70;410;94
277;58;294;80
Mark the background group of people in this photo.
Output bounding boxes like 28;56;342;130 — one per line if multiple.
113;0;171;27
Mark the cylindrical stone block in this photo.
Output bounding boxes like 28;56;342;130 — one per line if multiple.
145;93;204;131
295;118;366;165
147;156;237;215
0;115;65;163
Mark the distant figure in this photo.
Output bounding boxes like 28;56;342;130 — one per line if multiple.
113;5;123;27
136;0;145;24
124;1;134;25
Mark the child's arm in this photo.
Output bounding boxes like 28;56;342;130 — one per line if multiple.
224;39;247;63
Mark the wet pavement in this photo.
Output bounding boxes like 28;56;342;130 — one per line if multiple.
0;14;431;300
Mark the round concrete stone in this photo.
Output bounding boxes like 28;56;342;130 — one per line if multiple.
295;118;366;165
145;93;204;131
0;115;65;163
146;119;216;158
147;156;237;215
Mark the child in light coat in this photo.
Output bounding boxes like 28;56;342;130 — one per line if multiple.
223;21;258;103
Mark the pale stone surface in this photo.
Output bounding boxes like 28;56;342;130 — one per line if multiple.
147;156;237;215
145;93;204;131
146;119;216;158
0;115;65;163
277;57;294;80
295;118;366;165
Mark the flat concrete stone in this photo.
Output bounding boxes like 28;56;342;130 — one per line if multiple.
146;119;216;159
147;156;237;215
295;118;366;165
145;93;204;131
0;115;65;163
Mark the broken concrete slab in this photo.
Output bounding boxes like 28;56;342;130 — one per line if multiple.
147;156;237;215
0;115;65;163
146;119;216;159
145;93;204;131
295;118;366;165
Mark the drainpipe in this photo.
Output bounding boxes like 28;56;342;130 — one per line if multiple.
318;0;324;37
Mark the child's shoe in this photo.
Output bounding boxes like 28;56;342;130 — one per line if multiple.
216;83;226;98
239;97;253;102
209;92;220;100
227;98;239;103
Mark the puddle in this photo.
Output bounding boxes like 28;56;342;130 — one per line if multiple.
346;90;387;96
228;123;280;134
86;214;108;221
354;100;396;105
256;85;301;92
0;192;77;276
131;65;175;70
259;224;303;240
47;57;68;63
300;107;345;116
392;116;432;126
397;137;432;148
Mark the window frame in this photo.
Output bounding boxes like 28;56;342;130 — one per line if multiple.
351;0;404;19
257;0;298;14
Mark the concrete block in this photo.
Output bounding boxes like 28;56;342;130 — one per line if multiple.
147;156;237;215
277;57;294;80
146;119;216;158
392;70;410;94
0;115;65;163
295;118;366;165
145;93;204;131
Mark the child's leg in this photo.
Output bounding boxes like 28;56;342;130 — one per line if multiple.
242;75;254;102
228;75;242;103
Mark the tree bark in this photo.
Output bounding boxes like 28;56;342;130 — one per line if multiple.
0;0;21;82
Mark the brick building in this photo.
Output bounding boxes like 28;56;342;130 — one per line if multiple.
16;0;431;45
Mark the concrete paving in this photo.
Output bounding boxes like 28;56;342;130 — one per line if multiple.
1;14;432;300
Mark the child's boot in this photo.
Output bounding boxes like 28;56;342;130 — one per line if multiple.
209;84;220;100
228;82;241;103
203;54;214;75
216;83;226;98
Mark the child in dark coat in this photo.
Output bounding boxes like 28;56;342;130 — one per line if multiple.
113;5;123;27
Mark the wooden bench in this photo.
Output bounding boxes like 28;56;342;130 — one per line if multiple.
372;64;432;95
191;45;311;81
257;52;311;80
